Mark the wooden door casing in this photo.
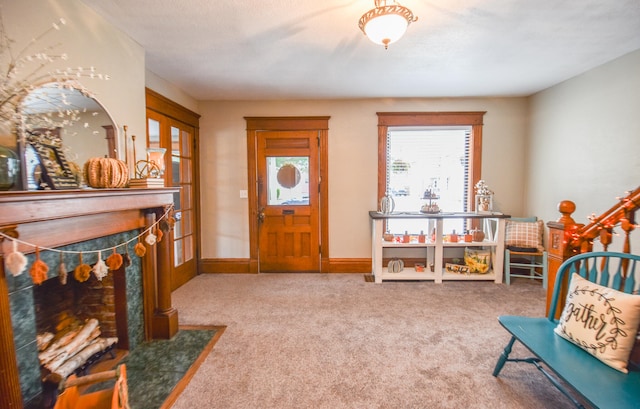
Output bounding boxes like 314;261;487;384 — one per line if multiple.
257;130;319;272
246;117;330;274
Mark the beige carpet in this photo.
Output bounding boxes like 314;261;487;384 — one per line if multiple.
169;273;581;409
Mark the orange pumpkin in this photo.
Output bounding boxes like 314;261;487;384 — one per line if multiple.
84;158;129;188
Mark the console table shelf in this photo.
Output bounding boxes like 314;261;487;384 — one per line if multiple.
369;211;510;284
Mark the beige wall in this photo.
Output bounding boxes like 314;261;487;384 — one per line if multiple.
145;70;200;114
199;98;529;259
527;49;640;252
12;0;638;261
3;0;146;166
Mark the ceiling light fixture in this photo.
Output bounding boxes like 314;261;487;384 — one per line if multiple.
358;0;417;50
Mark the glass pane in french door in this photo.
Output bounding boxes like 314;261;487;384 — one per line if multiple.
174;237;184;265
172;155;181;185
182;209;193;235
174;215;183;238
170;124;194;269
148;118;160;148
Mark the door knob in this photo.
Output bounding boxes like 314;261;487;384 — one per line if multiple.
258;208;265;223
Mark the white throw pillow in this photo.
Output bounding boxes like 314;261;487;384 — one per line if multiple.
554;273;640;373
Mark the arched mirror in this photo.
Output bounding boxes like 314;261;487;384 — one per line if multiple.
16;82;119;190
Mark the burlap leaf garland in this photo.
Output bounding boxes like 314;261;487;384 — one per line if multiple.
29;247;49;285
134;239;146;257
92;250;109;281
1;204;172;284
58;253;68;285
74;253;92;283
5;239;27;277
105;248;123;270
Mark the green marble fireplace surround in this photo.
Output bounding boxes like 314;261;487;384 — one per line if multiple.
0;188;179;409
8;230;144;406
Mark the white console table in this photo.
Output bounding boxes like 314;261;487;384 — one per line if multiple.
369;211;509;284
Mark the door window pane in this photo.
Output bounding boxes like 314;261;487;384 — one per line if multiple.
181;129;192;153
181;158;192;183
173;192;181;211
171;126;180;156
182;209;193;235
148;118;160;148
184;236;193;262
181;184;192;209
267;156;309;205
174;238;183;266
172;155;181;184
173;211;183;238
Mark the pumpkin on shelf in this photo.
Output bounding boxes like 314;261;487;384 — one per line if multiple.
471;228;486;242
83;157;129;188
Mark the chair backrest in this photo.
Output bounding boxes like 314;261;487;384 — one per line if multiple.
547;251;640;321
510;216;537;223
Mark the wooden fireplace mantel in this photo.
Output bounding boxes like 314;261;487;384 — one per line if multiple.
0;188;179;409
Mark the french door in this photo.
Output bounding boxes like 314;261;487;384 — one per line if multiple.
146;90;199;290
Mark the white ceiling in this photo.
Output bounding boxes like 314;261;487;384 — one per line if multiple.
81;0;640;101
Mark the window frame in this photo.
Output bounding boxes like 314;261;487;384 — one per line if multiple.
377;111;486;211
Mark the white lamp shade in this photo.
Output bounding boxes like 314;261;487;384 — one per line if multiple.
363;13;409;46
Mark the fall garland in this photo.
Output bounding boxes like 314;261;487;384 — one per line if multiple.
1;205;175;285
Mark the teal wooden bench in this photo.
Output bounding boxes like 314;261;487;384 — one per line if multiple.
493;251;640;409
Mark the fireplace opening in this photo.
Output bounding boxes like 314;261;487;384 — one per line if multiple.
33;263;130;383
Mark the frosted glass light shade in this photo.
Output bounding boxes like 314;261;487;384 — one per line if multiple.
363;13;409;47
358;1;417;49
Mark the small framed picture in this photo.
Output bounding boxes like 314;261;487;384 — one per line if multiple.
27;133;79;190
475;194;493;213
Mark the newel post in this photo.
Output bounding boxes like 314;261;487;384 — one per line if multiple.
546;200;582;316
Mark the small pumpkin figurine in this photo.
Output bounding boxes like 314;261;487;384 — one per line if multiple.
471;229;485;242
84;157;130;188
388;258;404;273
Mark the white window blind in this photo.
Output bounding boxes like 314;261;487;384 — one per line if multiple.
386;127;471;234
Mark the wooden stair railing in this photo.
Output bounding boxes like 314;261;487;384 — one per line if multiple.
545;186;640;315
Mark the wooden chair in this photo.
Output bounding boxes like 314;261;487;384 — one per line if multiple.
504;217;548;288
53;364;129;409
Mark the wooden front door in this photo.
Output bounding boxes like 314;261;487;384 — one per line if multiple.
256;130;320;272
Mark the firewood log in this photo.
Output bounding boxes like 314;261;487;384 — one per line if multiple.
39;329;79;364
45;329;100;373
39;319;99;364
37;332;55;351
51;337;118;379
